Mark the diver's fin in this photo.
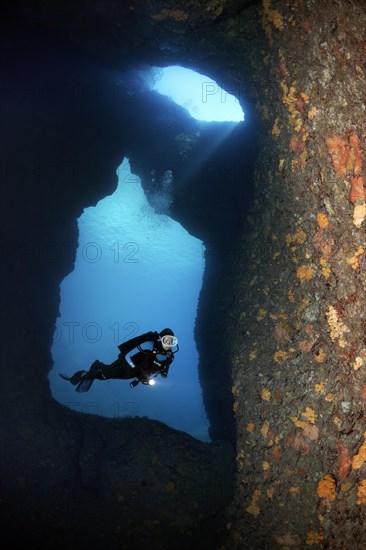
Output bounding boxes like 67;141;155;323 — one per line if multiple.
75;378;94;393
59;370;87;385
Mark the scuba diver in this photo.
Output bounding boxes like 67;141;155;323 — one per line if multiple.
59;328;179;393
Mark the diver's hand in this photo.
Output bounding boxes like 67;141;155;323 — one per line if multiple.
138;371;150;383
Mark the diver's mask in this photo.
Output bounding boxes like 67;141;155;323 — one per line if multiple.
160;335;179;350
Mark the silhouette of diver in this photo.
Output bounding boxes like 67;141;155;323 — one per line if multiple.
59;328;179;392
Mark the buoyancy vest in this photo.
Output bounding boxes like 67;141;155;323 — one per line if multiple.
130;344;173;375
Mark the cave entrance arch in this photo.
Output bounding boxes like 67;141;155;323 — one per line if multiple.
49;65;245;442
50;157;208;440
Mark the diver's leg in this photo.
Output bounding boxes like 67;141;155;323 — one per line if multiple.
60;359;137;392
75;359;136;391
94;358;136;380
75;358;136;381
59;361;106;389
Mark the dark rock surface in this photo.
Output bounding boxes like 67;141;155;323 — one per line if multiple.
1;4;253;548
2;399;234;550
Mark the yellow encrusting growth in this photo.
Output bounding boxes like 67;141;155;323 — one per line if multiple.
270;10;284;31
205;0;225;17
353;202;366;227
317;474;336;500
325;305;350;348
353;357;364;371
315;381;327;394
151;9;188;21
308;106;318;120
272;116;281;136
260;421;270;438
257;308;267;321
301;407;316;424
319;257;331;278
357;480;366;504
314;349;326;363
306;531;324;545
346;246;364;270
291;416;308;429
286;228;307;246
317;212;329;229
261;388;271;401
296;265;314;282
288;287;295;302
262;0;284;43
248;346;257;361
273;350;289;363
352;433;366;469
246;488;261;517
280;80;303;132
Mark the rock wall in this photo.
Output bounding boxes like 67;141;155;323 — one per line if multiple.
0;11;239;550
226;2;366;548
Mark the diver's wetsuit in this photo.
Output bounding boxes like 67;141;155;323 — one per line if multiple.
62;331;175;392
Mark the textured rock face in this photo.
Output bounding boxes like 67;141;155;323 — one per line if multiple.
2;1;366;549
225;2;366;549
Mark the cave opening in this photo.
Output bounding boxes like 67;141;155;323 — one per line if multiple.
152;65;244;123
49;65;245;443
50;157;207;440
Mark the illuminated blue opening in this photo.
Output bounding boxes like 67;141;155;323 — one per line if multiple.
153;65;244;122
50;159;209;441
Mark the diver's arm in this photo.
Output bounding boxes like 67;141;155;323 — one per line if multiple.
118;331;158;356
160;355;174;378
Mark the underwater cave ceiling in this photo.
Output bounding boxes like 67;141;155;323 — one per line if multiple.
10;0;258;73
2;1;366;549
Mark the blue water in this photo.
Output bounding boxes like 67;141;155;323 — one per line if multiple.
49;158;209;441
153;65;244;122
